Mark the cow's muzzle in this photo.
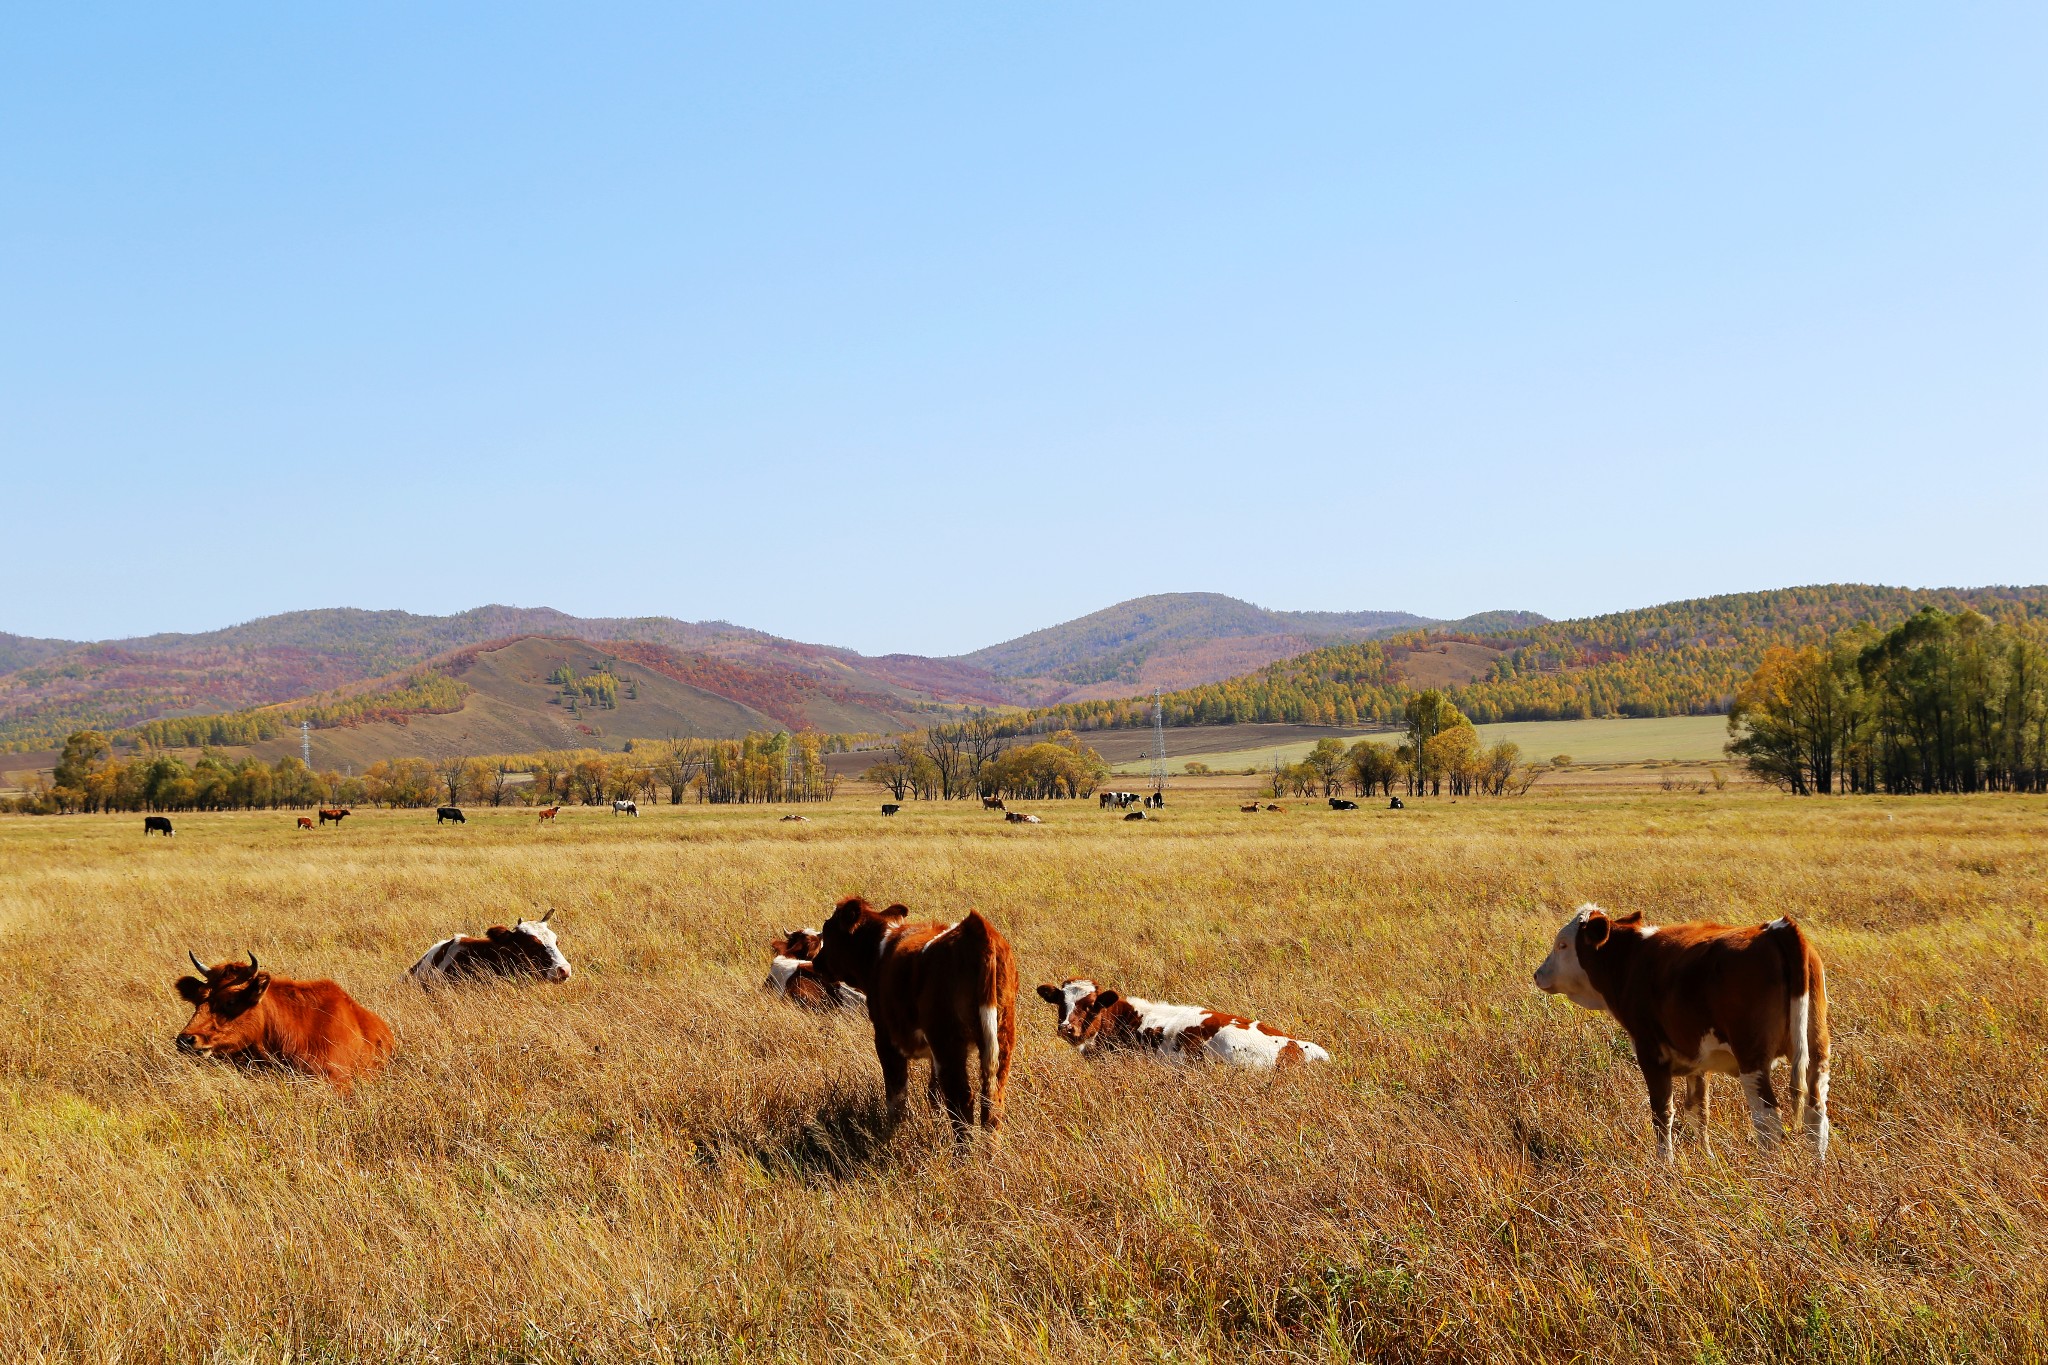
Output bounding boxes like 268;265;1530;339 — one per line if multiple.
175;1034;199;1053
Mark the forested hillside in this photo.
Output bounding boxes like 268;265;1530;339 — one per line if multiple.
1006;584;2048;733
0;607;1009;751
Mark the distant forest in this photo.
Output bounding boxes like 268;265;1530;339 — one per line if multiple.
1003;585;2048;735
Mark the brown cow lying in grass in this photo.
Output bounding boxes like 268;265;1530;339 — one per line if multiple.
174;952;394;1090
764;928;866;1012
1037;978;1330;1068
809;897;1017;1148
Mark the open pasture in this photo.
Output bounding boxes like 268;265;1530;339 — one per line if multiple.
3;792;2047;1362
1111;715;1734;776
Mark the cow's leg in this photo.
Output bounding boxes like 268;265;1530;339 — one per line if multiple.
1634;1046;1676;1162
1737;1053;1785;1147
928;1037;975;1149
875;1038;911;1131
1679;1074;1711;1155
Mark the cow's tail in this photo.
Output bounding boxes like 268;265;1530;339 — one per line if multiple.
956;911;1008;1105
1772;918;1813;1131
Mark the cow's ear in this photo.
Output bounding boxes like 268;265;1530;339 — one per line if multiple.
246;972;272;1001
881;903;910;920
1092;990;1119;1010
486;925;514;941
1579;912;1611;951
1612;910;1644;931
770;936;790;956
175;976;207;1004
826;897;867;929
1035;983;1063;1006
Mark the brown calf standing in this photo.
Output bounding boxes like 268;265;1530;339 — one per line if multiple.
1533;904;1830;1161
810;897;1017;1148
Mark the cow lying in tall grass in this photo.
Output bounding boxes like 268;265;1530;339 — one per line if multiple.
1037;978;1330;1068
764;928;866;1012
174;951;394;1089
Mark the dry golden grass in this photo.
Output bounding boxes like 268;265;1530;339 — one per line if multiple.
3;787;2046;1362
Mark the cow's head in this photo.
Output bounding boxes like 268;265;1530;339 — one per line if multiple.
1532;903;1640;1012
810;897;906;990
771;928;824;962
1052;986;1124;1053
175;951;272;1057
492;911;571;982
1034;978;1098;1030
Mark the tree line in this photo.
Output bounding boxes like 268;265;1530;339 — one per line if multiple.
1263;690;1540;799
7;730;839;814
1728;608;2048;794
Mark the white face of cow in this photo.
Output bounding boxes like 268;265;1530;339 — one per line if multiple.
516;918;572;983
1036;978;1097;1028
1531;906;1607;1012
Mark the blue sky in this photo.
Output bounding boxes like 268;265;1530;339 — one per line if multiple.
3;4;2042;655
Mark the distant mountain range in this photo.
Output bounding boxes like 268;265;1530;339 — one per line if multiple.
17;584;2034;764
0;594;1527;754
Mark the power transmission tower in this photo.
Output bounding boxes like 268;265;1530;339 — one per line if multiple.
301;721;311;768
1149;690;1168;794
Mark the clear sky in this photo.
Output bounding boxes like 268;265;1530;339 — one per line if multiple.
3;4;2043;656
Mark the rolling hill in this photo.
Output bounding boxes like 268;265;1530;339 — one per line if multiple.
0;607;1016;752
955;592;1544;700
1007;583;2048;736
0;594;1501;751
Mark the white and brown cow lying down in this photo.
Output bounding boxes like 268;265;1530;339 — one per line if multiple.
408;911;573;984
764;928;866;1012
1532;903;1830;1161
1036;979;1330;1068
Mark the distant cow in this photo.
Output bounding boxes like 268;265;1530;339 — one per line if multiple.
1388;797;1404;810
317;807;350;827
1263;803;1283;812
810;897;1018;1147
408;911;572;985
1240;803;1261;813
296;816;314;830
1124;810;1146;821
174;951;394;1089
764;928;866;1013
143;815;174;837
880;804;901;815
1329;798;1358;811
1145;792;1165;808
612;799;638;816
537;805;561;823
1532;904;1831;1162
982;796;1005;811
1005;811;1041;824
781;814;811;822
1035;978;1330;1069
436;806;466;824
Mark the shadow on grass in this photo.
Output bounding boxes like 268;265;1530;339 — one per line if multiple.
694;1085;901;1182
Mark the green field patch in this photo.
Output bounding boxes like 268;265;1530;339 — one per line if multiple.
1113;714;1732;774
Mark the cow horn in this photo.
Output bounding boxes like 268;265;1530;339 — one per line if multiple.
541;909;553;922
246;950;259;972
188;950;208;977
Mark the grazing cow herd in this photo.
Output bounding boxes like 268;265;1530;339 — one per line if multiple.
137;796;1837;1164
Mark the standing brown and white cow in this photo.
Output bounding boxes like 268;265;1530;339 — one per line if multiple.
174;952;395;1089
808;897;1017;1148
1532;903;1830;1161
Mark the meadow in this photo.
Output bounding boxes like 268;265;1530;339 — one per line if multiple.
2;785;2046;1362
1110;715;1733;776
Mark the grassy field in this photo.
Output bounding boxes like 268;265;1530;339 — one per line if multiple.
1113;715;1733;775
3;789;2047;1361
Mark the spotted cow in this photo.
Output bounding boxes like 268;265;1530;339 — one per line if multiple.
1036;978;1330;1068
